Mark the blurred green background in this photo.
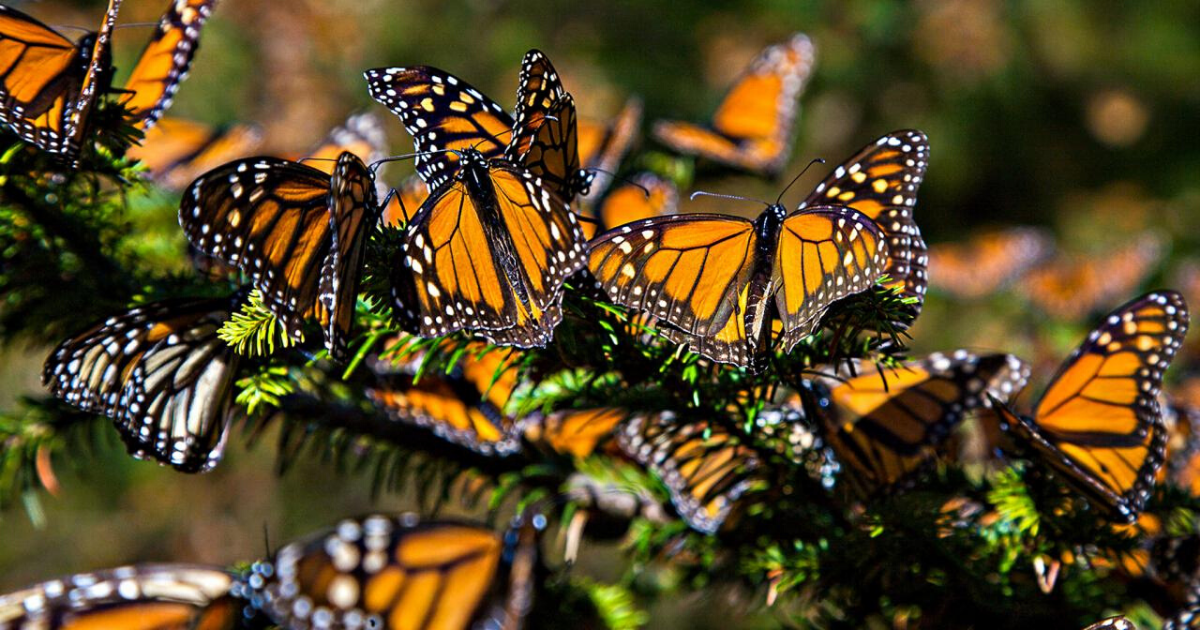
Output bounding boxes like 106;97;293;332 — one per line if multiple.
2;0;1199;626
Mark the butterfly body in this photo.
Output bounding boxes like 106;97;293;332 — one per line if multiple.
588;202;888;369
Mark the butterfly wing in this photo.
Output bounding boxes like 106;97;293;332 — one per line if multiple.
617;412;760;534
317;151;381;360
772;206;889;352
818;352;1030;494
300;111;389;172
364;65;513;191
578;96;642;201
585;172;678;239
246;514;535;630
505;48;567;161
587;214;759;366
927;226;1053;298
799;130;931;317
653;33;815;174
42;297;239;472
393;160;586;347
180;157;334;337
0;1;120;159
382;173;428;228
1082;617;1137;630
121;0;218;131
131;116;263;190
0;564;236;630
999;291;1189;521
1022;232;1163;320
525;407;628;458
521;93;589;199
367;343;524;456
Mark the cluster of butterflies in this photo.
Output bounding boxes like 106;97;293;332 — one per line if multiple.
0;511;546;630
8;1;1200;627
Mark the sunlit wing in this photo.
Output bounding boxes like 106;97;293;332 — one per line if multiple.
298;111;389;174
0;564;237;630
616;411;760;534
0;1;121;160
772;206;888;351
652;33;815;174
799;130;930;317
120;0;217;131
246;514;538;630
41;296;240;472
1022;233;1163;321
368;342;524;456
364;65;515;191
587;214;758;366
816;352;1029;494
525;407;629;458
521;93;589;199
583;171;678;239
995;291;1189;521
130;116;263;190
393;159;586;347
505;48;567;161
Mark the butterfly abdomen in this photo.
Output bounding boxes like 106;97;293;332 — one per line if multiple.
745;204;787;361
460;150;534;311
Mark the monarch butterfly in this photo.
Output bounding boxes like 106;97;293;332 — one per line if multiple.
926;226;1054;299
119;0;220;131
580;172;678;240
801;351;1030;494
0;564;245;630
1021;233;1163;321
991;291;1189;522
577;96;642;201
1;0;219;161
42;294;240;473
616;411;760;534
798;130;930;322
389;147;588;347
180;151;381;360
587;200;888;370
652;33;815;175
0;1;121;160
524;407;629;458
244;513;543;630
129;116;263;191
365;49;589;199
366;339;525;456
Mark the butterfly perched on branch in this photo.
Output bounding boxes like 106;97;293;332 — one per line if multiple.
587;198;888;370
992;291;1189;522
653;33;815;176
42;294;242;473
0;0;219;163
180;151;381;360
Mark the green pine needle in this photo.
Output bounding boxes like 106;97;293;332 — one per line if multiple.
218;289;298;357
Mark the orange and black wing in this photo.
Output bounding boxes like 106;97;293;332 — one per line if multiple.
814;352;1029;494
584;172;678;239
0;1;121;160
927;226;1053;298
365;65;515;191
525;407;628;458
616;412;760;534
577;96;642;201
995;291;1189;522
522;93;590;199
505;49;568;162
121;0;218;130
246;514;538;630
0;564;239;630
180;156;334;338
393;162;586;347
368;342;524;456
317;151;382;360
131;116;263;190
652;33;815;175
1022;233;1163;321
382;173;429;228
299;111;389;172
772;206;889;352
799;130;930;317
588;213;759;367
42;296;239;472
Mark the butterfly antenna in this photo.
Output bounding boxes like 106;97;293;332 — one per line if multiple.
262;522;273;558
368;149;461;174
689;190;771;209
584;168;651;197
113;22;162;30
775;157;826;206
